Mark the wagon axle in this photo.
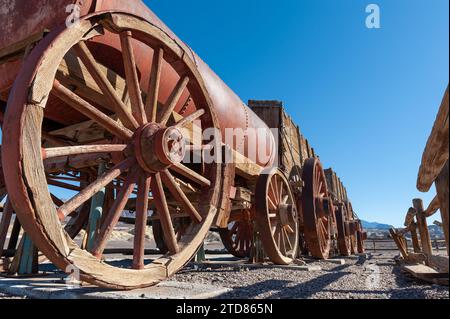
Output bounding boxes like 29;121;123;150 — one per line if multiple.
135;123;187;173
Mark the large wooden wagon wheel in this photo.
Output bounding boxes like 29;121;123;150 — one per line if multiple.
256;169;299;264
218;209;254;258
2;13;221;289
302;158;334;259
335;204;352;256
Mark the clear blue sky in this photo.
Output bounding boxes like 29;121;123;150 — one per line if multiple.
145;0;449;227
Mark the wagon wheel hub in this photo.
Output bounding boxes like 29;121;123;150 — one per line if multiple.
315;197;333;218
135;123;186;173
278;203;296;226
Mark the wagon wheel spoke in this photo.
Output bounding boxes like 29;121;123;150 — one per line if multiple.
43;144;127;159
269;180;277;204
170;163;210;187
318;220;326;245
283;228;293;251
158;76;190;126
133;175;151;269
175;109;205;128
151;173;179;254
74;42;139;130
91;167;140;258
279;178;284;203
285;224;295;234
58;158;136;218
317;180;323;196
275;224;282;248
161;170;202;223
146;48;164;123
268;193;277;210
272;176;280;206
52;81;133;141
280;228;287;255
120;31;147;125
321;219;328;237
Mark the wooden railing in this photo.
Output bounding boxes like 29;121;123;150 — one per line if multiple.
389;86;449;282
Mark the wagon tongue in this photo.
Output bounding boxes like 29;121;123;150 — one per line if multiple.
134;123;186;173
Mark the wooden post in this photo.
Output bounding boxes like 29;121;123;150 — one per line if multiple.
85;163;107;251
389;228;408;259
413;199;433;262
410;223;421;253
9;233;38;275
18;234;38;275
195;243;206;262
435;161;449;255
0;200;13;259
402;236;409;252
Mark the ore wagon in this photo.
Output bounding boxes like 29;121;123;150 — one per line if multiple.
0;0;365;289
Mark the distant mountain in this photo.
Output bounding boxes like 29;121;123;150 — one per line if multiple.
361;220;393;230
428;225;445;239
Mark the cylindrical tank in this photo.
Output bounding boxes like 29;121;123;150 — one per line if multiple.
0;0;275;167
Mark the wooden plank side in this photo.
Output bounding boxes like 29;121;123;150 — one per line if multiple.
300;135;309;164
324;169;334;196
296;127;305;165
280;113;303;177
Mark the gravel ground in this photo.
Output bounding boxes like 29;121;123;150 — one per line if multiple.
172;252;449;299
1;238;448;299
0;293;25;299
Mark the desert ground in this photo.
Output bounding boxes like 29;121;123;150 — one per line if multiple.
0;220;448;299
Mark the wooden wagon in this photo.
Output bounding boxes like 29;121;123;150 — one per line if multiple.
0;0;365;289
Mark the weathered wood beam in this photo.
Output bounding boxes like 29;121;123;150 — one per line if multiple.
424;195;440;218
435;161;449;255
417;86;449;192
413;199;433;262
410;223;422;253
389;228;409;259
